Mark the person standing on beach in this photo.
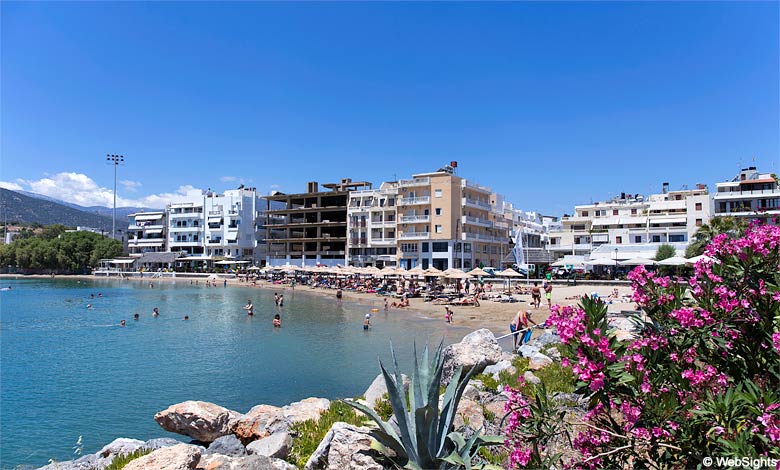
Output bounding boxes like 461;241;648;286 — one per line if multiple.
531;282;542;309
384;298;388;311
511;310;538;350
545;282;553;309
445;306;453;323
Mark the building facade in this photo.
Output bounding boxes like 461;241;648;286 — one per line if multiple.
713;167;780;221
263;179;372;267
346;182;399;267
127;211;167;256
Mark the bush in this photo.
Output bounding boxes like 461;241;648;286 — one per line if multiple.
504;223;780;468
103;448;151;470
287;400;369;467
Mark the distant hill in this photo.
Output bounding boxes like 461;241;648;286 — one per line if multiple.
17;190;159;218
1;188;116;232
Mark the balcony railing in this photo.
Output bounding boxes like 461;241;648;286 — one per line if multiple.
398;177;430;187
463;180;492;193
400;215;430;223
398;196;430;205
462;197;491;209
399;232;429;240
462;216;491;227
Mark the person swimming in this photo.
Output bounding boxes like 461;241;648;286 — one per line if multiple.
86;304;93;310
119;320;126;327
273;313;281;327
90;293;95;299
152;307;159;317
133;313;139;321
184;315;190;320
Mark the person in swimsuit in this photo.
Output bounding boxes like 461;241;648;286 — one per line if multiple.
531;282;541;308
152;307;159;317
244;300;254;316
445;306;453;323
119;320;126;327
278;294;284;307
545;282;553;309
133;313;139;321
363;314;371;330
273;313;281;327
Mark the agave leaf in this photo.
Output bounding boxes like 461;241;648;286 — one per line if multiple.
414;405;436;465
412;343;425;409
437;363;480;457
448;431;466;450
380;359;419;462
427;340;446;453
342;399;404;449
441;452;466;465
436;366;463;454
420;342;431;400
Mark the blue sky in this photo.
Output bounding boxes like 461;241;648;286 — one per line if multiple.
1;1;778;215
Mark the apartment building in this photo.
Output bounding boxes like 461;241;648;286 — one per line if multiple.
346;182;399;267
263;179;372;267
395;169;511;270
713;167;780;221
499;206;556;267
127;211;167;256
548;183;711;259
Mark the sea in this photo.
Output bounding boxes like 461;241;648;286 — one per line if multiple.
0;277;473;469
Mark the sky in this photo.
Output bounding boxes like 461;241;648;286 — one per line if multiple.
1;1;778;215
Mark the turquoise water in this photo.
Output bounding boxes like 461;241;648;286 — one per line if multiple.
0;278;470;468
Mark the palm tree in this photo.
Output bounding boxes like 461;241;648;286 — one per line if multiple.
685;216;748;258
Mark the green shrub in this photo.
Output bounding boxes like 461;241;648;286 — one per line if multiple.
103;448;151;470
374;393;393;421
288;400;369;468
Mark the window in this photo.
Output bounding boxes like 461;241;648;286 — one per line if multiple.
613;209;619;216
401;243;418;253
422;242;429;253
435;225;443;233
435;208;442;216
432;242;448;252
652;235;661;243
695;202;702;211
615;236;622;244
582;211;589;217
669;234;685;242
634;236;642;243
696;218;703;226
422;259;430;269
631;209;637;215
434;189;443;198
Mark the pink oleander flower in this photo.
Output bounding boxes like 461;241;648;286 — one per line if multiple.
773;332;780;353
510;447;533;467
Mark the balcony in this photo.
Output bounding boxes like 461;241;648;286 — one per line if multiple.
462;216;491;228
462;197;491;210
169;240;200;247
169;226;201;232
398;177;430;187
208;211;222;217
399;232;429;240
168;212;202;218
349;238;368;245
400;215;430;223
398;196;430;206
371;219;396;227
372;238;397;245
462;232;506;243
463;180;492;194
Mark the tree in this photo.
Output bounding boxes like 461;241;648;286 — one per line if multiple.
653;243;676;261
685;216;748;258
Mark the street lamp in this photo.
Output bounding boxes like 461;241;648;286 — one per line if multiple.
614;248;619;279
106;154;125;239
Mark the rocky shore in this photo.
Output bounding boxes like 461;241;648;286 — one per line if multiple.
38;328;584;470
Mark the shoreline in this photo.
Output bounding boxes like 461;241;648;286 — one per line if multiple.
1;273;638;339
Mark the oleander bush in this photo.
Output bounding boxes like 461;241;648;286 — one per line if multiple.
505;222;780;468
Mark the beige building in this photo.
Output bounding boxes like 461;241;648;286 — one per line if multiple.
394;169;511;270
346;182;399;267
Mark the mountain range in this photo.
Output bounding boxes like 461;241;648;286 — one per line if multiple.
0;188;160;232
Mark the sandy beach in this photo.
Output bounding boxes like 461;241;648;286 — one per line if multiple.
2;273;636;340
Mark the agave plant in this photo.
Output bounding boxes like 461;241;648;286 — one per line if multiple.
344;341;503;469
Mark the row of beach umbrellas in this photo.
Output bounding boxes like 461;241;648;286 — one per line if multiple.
586;254;715;267
241;264;524;279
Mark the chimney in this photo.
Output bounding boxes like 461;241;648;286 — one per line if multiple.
307;182;319;193
662;182;669;194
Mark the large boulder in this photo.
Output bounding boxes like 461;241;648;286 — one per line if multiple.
205;435;246;457
303;422;384;470
123;444;200;470
363;373;410;407
482;359;516;380
99;438;146;458
523;371;541;385
442;329;503;384
145;438;184;451
463;383;481;401
532;332;561;347
452;398;485;430
233;404;283;444
37;454;99;470
246;433;292;459
518;344;540;358
528;353;553;370
281;397;330;424
196;454;296;470
154;401;241;443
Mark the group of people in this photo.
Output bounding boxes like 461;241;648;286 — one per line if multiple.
119;306;166;326
243;296;284;328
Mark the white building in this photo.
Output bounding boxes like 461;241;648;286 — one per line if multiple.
713;167;780;221
346;182;399;267
127;212;166;256
549;183;711;260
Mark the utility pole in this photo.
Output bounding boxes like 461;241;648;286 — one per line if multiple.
1;201;7;244
106;154;124;239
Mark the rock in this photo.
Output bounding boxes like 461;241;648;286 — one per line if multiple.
99;438;146;458
363;373;410;407
523;371;541;385
206;435;246;457
154;401;241;443
609;317;636;332
282;397;330;424
469;378;485;390
543;346;562;362
304;422;384;470
453;398;485;430
463;383;481;401
552;393;584;407
196;454;296;470
483;359;516;379
442;329;503;384
145;438;184;451
37;454;98;470
123;444;200;470
613;329;635;341
533;332;561;347
246;433;292;459
528;353;553;370
483;397;509;425
517;344;540;358
233;404;283;444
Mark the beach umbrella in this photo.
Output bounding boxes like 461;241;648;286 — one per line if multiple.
497;267;522;291
423;267;445;277
618;257;657;266
467;267;490;277
365;266;382;277
247;265;262;271
444;268;470;279
406;266;424;277
657;256;688;266
686;254;716;264
380;266;396;276
586;258;618;266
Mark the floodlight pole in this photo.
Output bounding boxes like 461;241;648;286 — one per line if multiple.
106;154;124;239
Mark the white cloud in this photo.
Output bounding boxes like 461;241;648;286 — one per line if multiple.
0;181;24;191
220;176;237;183
9;172;203;209
120;180;142;192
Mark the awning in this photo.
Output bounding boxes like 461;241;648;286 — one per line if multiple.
134;214;164;221
208;217;222;222
651;216;686;224
144;228;163;234
133;239;164;245
178;256;213;261
226;231;238;241
110;259;135;264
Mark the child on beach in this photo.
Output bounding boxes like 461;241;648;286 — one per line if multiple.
363;314;371;330
444;306;453;323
